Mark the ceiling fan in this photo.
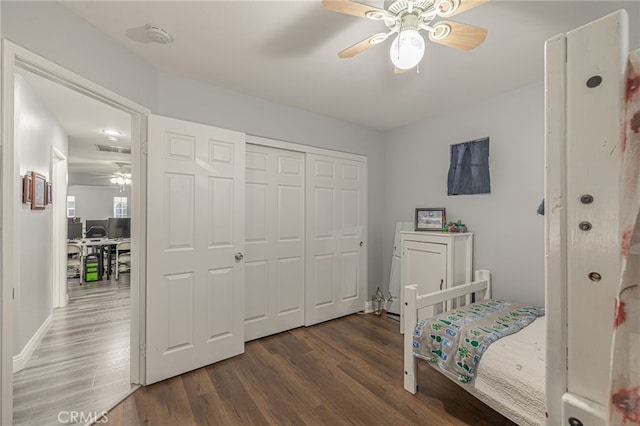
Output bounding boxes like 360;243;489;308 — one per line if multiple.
322;0;488;71
109;162;131;186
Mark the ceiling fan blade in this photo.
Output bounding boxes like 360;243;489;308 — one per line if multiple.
438;0;488;17
428;20;487;51
338;33;387;58
322;0;389;19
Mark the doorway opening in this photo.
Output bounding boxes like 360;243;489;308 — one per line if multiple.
1;41;149;423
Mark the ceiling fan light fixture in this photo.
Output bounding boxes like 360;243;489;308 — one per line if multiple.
389;29;425;70
101;128;122;137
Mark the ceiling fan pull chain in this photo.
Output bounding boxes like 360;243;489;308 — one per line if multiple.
396;17;404;62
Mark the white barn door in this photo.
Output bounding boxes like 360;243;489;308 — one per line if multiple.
244;145;305;341
305;154;366;326
146;115;245;384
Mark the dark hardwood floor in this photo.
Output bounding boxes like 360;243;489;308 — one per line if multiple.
106;313;516;425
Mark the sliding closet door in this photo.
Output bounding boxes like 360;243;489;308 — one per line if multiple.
305;154;367;326
244;145;305;341
146;115;245;385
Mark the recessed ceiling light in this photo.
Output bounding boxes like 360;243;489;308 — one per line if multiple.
102;129;122;137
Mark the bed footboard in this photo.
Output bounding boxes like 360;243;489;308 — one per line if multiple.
403;269;491;393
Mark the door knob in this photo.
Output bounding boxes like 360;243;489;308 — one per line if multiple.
235;252;244;262
360;241;364;247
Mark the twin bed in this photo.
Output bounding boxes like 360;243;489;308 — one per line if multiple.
403;9;637;426
404;273;546;425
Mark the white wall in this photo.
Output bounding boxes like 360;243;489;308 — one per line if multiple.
68;185;131;224
14;74;68;355
383;82;545;306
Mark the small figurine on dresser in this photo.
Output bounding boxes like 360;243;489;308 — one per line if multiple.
445;220;467;233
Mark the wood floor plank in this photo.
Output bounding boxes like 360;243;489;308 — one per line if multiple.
107;313;518;425
207;361;270;425
13;275;133;425
234;344;313;424
180;368;217;398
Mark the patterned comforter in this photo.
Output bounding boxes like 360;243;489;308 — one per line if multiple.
412;299;544;384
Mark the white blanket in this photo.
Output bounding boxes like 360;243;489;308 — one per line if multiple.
464;316;546;426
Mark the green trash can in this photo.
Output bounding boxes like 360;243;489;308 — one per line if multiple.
85;254;100;282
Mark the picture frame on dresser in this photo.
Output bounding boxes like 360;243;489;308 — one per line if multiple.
415;208;445;231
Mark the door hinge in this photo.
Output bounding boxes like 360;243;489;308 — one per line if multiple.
140;343;147;358
13;288;15;299
141;140;148;155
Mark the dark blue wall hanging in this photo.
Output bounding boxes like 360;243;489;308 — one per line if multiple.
447;137;490;195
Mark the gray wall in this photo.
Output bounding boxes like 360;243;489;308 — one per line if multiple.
15;74;68;355
68;185;131;226
1;1;157;110
383;82;545;306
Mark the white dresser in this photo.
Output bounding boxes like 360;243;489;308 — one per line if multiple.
400;231;473;333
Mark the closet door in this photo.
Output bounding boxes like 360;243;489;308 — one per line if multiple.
244;145;305;341
146;115;245;384
305;154;366;326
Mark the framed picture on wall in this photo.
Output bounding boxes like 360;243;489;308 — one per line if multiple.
46;182;53;204
31;171;46;210
22;173;32;204
415;208;446;231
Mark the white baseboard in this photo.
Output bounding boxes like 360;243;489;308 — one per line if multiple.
13;314;53;373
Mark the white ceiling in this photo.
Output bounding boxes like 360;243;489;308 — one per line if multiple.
16;1;640;184
18;68;131;185
61;0;640;131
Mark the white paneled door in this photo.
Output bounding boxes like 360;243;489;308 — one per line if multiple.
146;115;245;385
305;154;366;326
244;145;305;341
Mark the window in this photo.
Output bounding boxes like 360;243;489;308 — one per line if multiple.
66;195;76;218
113;197;128;218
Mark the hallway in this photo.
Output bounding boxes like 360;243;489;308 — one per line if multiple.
13;275;134;425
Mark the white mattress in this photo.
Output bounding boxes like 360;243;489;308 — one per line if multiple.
455;316;546;425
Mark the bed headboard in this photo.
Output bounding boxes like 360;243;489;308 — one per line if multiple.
545;9;628;425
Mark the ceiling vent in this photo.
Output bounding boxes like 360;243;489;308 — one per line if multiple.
95;144;131;155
